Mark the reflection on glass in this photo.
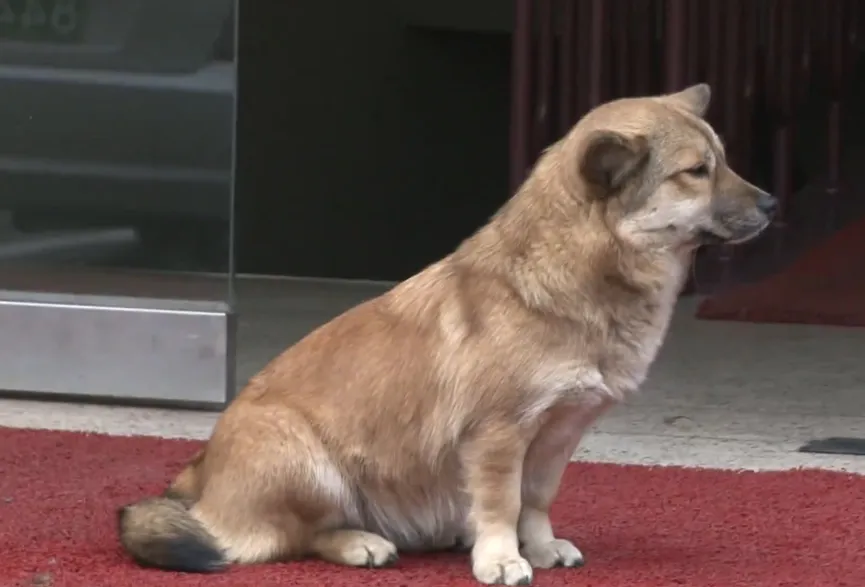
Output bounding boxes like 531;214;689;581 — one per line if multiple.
0;0;235;300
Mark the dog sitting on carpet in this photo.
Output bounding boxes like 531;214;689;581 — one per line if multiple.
117;84;775;585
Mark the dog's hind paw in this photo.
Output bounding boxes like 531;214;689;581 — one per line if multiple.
310;529;398;568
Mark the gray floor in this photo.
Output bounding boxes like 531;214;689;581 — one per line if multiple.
1;278;864;474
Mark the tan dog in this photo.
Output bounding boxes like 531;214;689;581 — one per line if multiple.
118;84;775;585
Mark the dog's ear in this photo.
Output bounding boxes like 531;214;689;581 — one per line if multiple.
665;83;711;118
580;130;649;192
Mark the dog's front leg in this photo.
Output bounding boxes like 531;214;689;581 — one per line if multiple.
518;398;610;569
461;419;535;586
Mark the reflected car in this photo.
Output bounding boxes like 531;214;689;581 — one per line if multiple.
0;0;235;271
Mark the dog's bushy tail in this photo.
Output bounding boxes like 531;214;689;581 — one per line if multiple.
117;496;226;572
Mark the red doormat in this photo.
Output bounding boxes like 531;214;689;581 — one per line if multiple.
1;426;863;587
696;217;865;326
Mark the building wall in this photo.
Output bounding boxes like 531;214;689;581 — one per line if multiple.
236;0;512;280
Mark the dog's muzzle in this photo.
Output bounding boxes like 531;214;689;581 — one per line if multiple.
756;192;778;221
700;190;778;246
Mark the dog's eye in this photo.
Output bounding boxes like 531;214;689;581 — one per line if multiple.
685;164;710;178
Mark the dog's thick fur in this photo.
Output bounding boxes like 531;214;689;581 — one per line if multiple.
118;85;774;585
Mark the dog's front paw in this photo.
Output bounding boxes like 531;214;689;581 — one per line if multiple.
521;538;584;569
472;553;533;585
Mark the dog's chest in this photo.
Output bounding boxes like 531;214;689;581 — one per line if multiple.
601;271;683;395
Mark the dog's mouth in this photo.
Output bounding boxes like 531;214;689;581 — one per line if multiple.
697;229;728;246
699;219;771;246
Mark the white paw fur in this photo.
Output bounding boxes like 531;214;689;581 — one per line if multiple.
472;553;534;585
339;533;398;567
521;538;584;569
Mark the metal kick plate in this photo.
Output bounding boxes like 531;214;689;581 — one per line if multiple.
0;292;233;405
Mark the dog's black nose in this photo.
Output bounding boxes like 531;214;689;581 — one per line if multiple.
757;192;778;218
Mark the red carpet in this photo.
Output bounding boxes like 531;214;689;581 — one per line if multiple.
1;427;863;587
696;217;865;326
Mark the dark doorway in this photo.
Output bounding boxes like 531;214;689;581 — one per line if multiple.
236;1;512;281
